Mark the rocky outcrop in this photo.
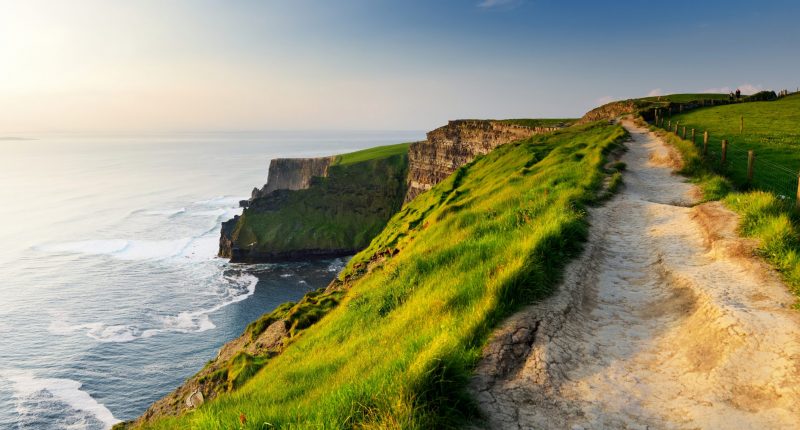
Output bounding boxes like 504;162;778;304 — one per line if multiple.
249;156;334;202
404;120;559;202
578;100;640;124
218;215;239;260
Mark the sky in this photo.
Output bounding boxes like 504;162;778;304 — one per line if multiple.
1;0;799;134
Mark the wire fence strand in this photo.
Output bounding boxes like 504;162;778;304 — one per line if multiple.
650;116;799;201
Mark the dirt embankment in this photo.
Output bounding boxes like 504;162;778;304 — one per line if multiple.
471;120;800;429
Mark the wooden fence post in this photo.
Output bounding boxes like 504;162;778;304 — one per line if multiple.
682;126;686;139
703;131;709;156
740;115;744;133
691;128;696;144
747;150;755;182
796;174;800;210
721;140;728;164
668;120;671;129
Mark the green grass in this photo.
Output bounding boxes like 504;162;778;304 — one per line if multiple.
332;142;412;166
669;94;800;197
232;147;408;257
645;120;800;303
495;118;576;128
639;93;728;103
140;122;627;429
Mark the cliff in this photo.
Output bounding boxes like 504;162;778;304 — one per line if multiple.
129;122;628;429
219;143;409;262
250;157;334;200
404;120;561;202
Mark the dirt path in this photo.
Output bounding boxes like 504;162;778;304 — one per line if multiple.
471;120;800;429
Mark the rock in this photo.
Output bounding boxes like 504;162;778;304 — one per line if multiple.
404;120;558;202
185;389;204;409
250;320;289;353
218;215;239;258
251;156;335;200
578;100;638;124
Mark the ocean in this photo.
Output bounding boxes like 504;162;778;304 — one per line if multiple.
0;130;422;429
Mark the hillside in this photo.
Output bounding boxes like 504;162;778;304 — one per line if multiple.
669;93;800;195
129;121;627;429
220;143;410;262
578;93;728;123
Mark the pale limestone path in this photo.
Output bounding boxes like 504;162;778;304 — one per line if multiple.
470;120;800;429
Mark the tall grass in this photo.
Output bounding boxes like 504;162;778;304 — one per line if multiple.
141;122;627;429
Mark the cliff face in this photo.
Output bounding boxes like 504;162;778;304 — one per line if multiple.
251;157;334;200
404;120;558;202
219;147;409;262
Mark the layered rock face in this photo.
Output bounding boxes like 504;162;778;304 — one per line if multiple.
250;157;334;200
404;120;557;202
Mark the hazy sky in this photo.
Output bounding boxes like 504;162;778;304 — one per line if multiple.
2;0;798;134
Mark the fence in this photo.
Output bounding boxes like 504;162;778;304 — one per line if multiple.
650;116;800;208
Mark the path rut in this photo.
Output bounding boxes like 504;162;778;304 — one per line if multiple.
471;120;800;429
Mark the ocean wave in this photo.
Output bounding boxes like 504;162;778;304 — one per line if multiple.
37;238;190;261
143;207;186;217
189;208;227;217
193;195;243;207
48;274;258;343
1;369;119;429
36;236;220;262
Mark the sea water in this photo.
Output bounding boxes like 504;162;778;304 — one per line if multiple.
0;130;422;429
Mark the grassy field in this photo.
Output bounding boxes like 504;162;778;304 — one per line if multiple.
140;122;627;429
668;94;800;197
639;93;728;103
332;142;412;166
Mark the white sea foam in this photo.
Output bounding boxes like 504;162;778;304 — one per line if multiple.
1;369;120;429
327;257;348;273
48;274;258;343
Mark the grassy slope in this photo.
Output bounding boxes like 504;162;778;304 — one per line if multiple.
142;122;626;429
232;145;409;255
639;93;728;103
332;142;412;166
644;111;800;301
669;94;800;195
